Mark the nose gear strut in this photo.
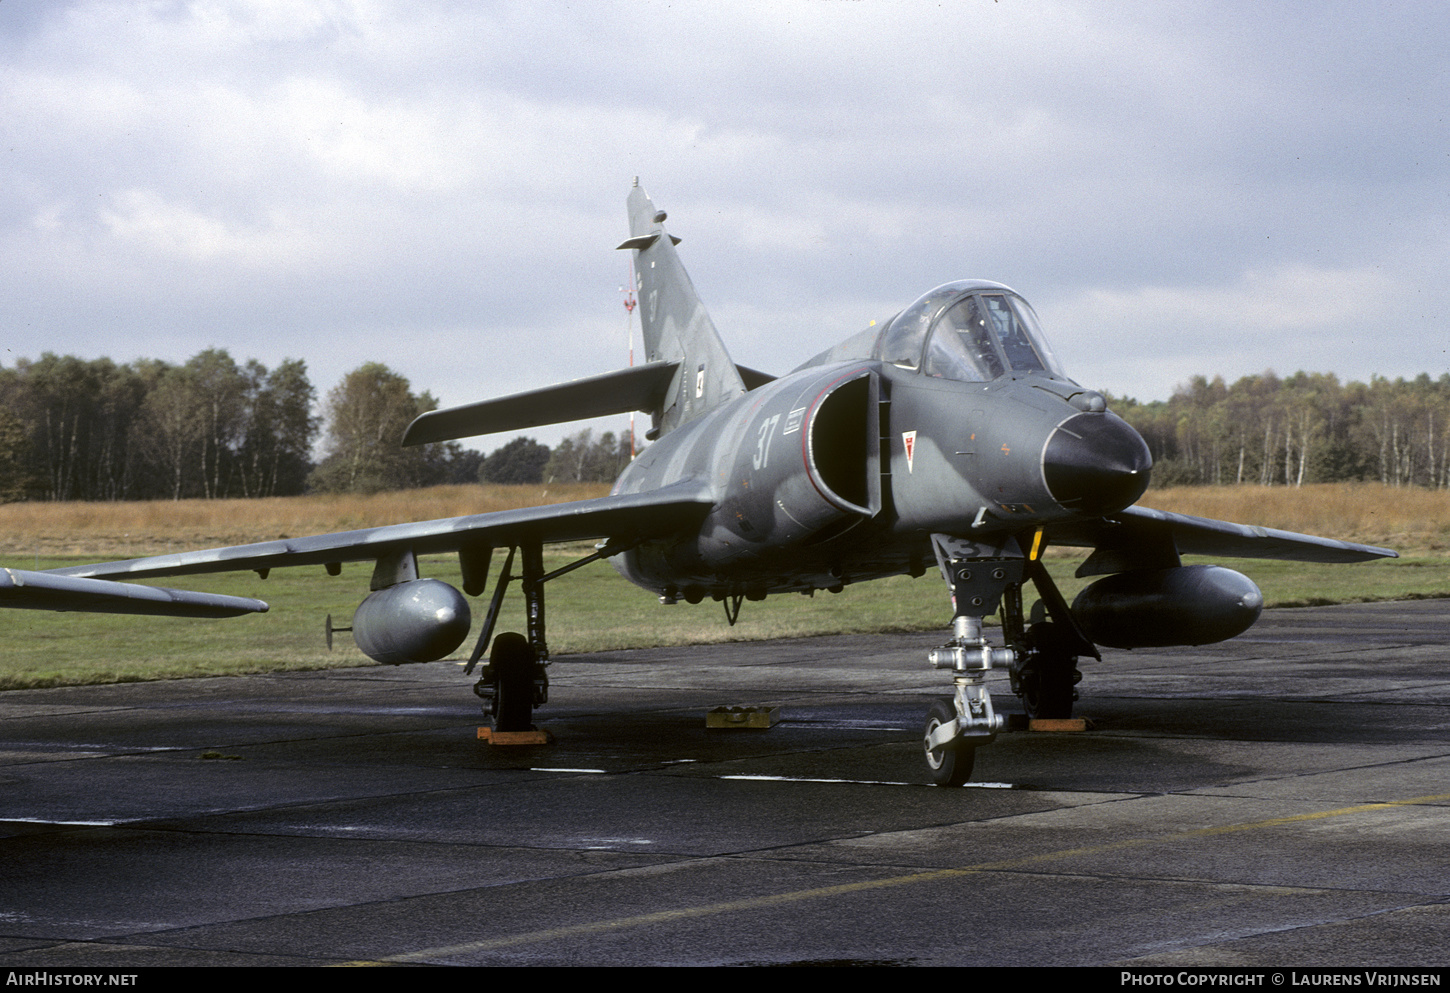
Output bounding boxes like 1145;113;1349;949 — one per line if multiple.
921;533;1103;784
922;534;1022;786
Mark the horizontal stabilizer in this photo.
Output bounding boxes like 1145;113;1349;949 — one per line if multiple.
616;233;682;251
736;365;776;390
0;568;268;617
1046;504;1397;574
403;362;680;446
50;481;716;581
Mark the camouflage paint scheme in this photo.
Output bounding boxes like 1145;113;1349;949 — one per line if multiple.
52;184;1395;782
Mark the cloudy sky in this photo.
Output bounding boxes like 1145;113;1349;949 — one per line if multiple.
3;0;1446;449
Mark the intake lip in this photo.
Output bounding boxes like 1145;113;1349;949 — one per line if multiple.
1042;412;1152;515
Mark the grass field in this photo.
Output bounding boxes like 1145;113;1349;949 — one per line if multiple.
1;483;1446;689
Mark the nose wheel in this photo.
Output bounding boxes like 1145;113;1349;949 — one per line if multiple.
923;698;976;787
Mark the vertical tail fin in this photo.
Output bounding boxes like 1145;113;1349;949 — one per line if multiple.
618;181;746;439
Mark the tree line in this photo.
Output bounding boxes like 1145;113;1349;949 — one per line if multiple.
1112;371;1450;489
0;351;317;502
19;349;1434;501
474;430;634;486
0;351;639;502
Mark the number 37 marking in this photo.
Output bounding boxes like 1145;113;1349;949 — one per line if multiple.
753;414;782;470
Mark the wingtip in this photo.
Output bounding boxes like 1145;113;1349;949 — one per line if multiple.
400;410;432;447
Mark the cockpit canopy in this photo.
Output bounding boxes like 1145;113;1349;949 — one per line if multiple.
874;280;1065;382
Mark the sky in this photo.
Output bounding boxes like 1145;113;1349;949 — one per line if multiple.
2;0;1447;451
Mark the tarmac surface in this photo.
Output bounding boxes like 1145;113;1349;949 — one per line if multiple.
1;599;1448;967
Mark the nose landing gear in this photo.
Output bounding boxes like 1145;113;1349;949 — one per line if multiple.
921;535;1020;786
921;532;1098;785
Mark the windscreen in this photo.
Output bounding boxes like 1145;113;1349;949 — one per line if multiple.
923;291;1064;381
874;285;963;369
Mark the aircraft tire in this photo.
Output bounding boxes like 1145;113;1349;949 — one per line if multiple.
1020;667;1074;719
490;632;535;732
923;698;975;787
1020;623;1077;720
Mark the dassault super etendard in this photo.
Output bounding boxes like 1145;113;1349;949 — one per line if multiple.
56;182;1395;784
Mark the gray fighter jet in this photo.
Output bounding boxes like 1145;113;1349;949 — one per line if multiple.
53;182;1394;784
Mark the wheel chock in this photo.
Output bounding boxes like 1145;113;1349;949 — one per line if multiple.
706;705;780;729
477;727;553;745
1025;717;1091;732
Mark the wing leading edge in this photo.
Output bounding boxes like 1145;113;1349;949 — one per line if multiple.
1046;504;1397;578
48;481;715;582
0;568;268;617
401;361;776;447
402;362;680;447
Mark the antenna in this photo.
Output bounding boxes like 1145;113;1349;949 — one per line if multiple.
621;259;639;458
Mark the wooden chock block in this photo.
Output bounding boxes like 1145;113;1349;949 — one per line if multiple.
478;727;553;745
1027;717;1091;732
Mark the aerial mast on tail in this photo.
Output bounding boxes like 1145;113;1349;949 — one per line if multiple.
621;176;641;458
622;263;638;458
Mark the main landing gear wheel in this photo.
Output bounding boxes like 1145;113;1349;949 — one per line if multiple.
489;632;536;732
923;698;975;787
1017;621;1080;720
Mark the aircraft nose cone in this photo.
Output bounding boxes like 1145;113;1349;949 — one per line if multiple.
1043;412;1152;514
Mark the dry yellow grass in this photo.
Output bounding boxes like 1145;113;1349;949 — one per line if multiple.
0;483;612;559
0;482;1444;562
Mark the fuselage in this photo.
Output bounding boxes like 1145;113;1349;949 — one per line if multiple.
611;281;1152;602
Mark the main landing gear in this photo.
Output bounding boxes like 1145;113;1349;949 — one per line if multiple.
479;631;548;732
1012;614;1082;720
465;540;630;733
921;532;1096;786
467;544;550;733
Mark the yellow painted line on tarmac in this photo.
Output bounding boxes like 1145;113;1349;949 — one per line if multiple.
337;791;1450;966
